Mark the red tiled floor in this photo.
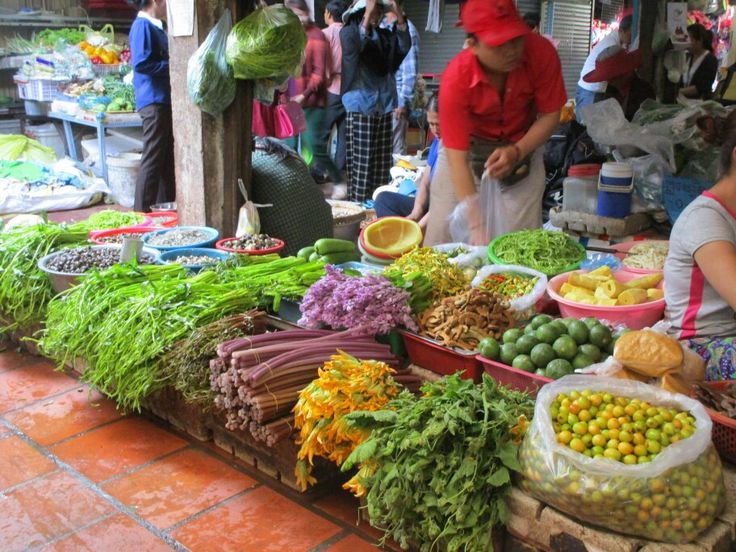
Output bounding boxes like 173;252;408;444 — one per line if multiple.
0;361;79;413
39;513;172;552
172;486;341;552
0;471;112;552
327;534;380;551
5;386;122;446
104;448;257;529
0;435;56;489
51;417;187;482
0;349;40;373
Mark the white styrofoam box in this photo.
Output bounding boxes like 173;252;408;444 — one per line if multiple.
25;123;65;159
81;133;142;164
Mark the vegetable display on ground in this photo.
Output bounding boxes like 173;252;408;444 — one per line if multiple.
341;374;534;551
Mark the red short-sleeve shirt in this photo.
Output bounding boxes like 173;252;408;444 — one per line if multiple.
440;33;567;151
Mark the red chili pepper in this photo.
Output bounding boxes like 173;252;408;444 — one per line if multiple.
91;56;102;65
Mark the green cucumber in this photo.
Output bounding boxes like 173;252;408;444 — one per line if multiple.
297;246;315;260
320;251;360;265
314;238;356;255
309;251;321;262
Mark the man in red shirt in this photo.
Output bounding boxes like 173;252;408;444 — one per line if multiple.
424;0;566;245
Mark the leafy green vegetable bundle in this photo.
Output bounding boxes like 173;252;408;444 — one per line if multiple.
225;5;306;80
0;211;144;331
40;256;325;411
342;375;534;551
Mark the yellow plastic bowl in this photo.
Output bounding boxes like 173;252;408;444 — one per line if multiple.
361;217;423;258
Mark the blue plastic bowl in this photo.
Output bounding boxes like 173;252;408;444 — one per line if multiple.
142;226;219;251
158;247;230;272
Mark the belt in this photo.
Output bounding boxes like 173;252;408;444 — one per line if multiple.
469;137;532;187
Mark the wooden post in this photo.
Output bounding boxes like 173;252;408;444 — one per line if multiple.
168;0;252;237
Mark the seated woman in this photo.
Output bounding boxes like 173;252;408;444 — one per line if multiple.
664;120;736;380
374;92;440;231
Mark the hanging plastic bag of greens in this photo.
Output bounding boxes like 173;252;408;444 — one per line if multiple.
236;178;272;238
225;4;306;80
187;9;236;115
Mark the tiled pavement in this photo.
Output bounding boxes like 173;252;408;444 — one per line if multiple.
0;345;389;551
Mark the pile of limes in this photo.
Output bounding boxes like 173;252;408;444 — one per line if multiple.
478;315;625;379
551;390;696;464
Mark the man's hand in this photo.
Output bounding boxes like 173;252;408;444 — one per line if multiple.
485;145;520;179
388;0;405;25
394;106;407;120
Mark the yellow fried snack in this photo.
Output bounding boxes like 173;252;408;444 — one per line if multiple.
589;265;613;278
613;330;684;374
647;288;664;301
624;273;664;290
617;288;649;305
599;279;627;298
561;282;594;297
568;272;600;291
593;287;618;305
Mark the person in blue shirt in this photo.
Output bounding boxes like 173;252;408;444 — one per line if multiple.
374;92;439;231
340;0;411;203
128;0;174;212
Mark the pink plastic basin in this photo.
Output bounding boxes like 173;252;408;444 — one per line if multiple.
547;269;665;330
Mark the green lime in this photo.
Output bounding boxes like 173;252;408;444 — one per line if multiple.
512;354;536;373
478;337;501;360
531;314;552;329
500;343;519;365
583;317;600;329
535;368;548;377
589;324;613;349
502;328;522;344
553;335;578;360
524;324;537;336
578;343;602;362
561;317;578;329
546;358;574;379
535;323;561;344
567;320;590;345
516;335;540;355
530;343;556;368
572;353;595;369
550;320;569;335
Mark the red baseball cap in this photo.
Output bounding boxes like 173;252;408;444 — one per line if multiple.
458;0;531;47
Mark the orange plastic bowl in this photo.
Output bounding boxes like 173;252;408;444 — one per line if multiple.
360;217;423;259
215;237;285;255
547;269;665;330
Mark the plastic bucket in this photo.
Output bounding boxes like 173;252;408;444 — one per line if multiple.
26;122;65;158
106;152;141;208
597;162;633;219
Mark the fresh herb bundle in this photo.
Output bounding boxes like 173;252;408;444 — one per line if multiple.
342;375;533;551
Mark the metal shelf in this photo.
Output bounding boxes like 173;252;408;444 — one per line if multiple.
0;14;133;29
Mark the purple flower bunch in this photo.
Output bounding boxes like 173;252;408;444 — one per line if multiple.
298;266;418;335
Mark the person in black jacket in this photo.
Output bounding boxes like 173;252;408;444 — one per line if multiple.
340;0;411;203
680;23;719;100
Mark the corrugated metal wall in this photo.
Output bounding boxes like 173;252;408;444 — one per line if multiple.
599;0;624;22
517;0;542;15
542;0;593;97
402;1;465;76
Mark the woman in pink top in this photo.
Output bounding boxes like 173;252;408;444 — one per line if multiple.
664;115;736;380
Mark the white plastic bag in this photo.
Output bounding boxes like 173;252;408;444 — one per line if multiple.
519;375;725;544
187;10;236;115
471;264;547;320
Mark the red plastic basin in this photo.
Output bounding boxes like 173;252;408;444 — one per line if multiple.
400;330;481;383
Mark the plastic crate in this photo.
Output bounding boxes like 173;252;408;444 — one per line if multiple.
662;176;711;224
477;356;552;396
701;381;736;465
14;78;66;102
400;331;481;382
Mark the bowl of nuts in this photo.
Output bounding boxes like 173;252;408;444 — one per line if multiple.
38;245;161;293
215;234;285;255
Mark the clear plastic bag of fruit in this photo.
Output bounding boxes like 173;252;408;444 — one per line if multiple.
519;375;725;543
